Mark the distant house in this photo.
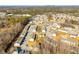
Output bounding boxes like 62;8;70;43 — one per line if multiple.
7;14;13;16
14;14;31;17
0;12;6;17
22;14;31;17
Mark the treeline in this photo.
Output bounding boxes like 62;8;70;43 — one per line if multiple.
0;15;31;53
0;6;79;16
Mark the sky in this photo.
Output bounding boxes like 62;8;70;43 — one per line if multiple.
0;0;79;6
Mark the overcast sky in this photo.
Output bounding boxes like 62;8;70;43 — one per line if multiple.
0;0;79;6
